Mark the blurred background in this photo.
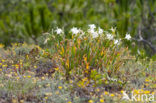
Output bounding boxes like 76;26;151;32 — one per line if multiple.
0;0;156;58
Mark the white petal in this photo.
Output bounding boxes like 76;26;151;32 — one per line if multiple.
88;24;96;30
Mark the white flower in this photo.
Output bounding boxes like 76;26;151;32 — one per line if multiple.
88;28;95;33
88;24;96;30
98;27;103;34
114;39;119;45
70;27;80;35
125;33;131;40
88;28;99;38
110;27;116;33
55;28;63;34
92;31;99;38
106;33;114;40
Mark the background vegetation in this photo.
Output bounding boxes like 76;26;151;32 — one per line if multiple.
0;0;156;58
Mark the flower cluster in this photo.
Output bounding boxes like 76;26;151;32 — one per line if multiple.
44;24;132;46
